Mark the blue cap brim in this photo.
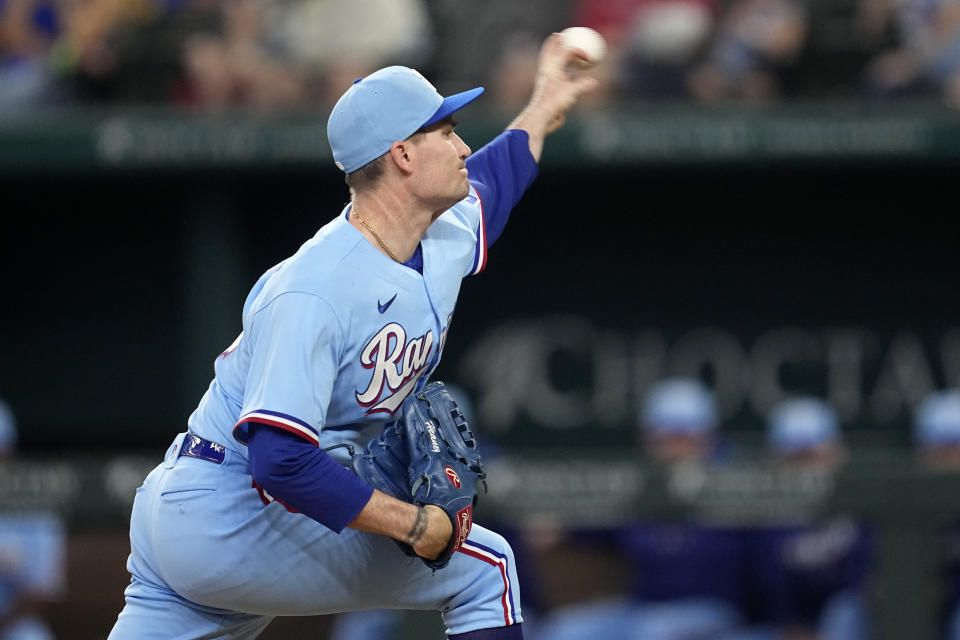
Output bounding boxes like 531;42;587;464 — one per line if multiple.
423;87;484;127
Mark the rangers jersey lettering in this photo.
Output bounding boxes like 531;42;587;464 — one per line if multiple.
357;323;435;415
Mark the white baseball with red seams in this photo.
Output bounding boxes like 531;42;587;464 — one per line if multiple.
560;26;607;65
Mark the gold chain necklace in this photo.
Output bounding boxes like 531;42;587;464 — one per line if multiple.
352;208;402;263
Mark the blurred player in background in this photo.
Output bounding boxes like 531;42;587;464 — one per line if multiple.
913;389;960;640
749;396;874;640
107;31;597;640
0;400;64;640
638;377;729;465
531;377;761;640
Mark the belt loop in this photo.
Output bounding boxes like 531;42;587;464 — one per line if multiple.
164;432;188;469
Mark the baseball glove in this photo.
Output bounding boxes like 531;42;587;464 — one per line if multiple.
351;381;487;569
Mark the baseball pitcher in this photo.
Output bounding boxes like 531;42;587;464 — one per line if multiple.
107;33;598;640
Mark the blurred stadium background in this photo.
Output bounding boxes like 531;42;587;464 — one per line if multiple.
2;0;960;638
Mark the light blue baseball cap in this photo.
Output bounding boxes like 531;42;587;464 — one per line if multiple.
641;378;718;434
913;389;960;448
767;397;840;454
327;66;484;173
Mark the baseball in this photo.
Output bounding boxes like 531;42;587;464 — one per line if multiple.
560;26;607;66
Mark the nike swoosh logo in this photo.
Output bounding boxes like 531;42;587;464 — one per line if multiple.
378;293;397;314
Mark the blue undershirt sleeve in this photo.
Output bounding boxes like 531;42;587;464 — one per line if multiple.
247;422;374;533
466;129;539;247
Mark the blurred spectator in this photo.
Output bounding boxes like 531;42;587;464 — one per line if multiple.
3;0;435;111
429;0;576;114
1;0;231;106
175;0;304;111
572;0;716;102
688;0;808;103
36;0;191;103
531;378;762;640
750;397;874;640
260;0;433;106
0;0;64;107
861;0;960;106
913;389;960;639
179;0;434;111
0;399;64;640
783;0;890;100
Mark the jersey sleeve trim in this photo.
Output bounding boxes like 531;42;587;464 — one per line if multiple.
234;410;320;446
469;188;488;276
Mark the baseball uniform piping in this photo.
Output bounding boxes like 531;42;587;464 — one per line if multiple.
457;540;517;626
470;189;488;276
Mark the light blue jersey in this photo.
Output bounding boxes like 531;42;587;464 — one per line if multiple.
189;190;487;458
